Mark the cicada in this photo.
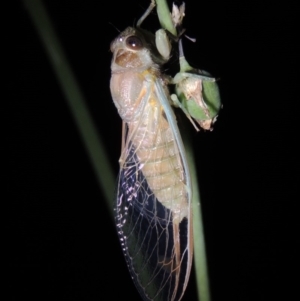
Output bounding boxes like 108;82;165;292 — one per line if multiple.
110;20;193;301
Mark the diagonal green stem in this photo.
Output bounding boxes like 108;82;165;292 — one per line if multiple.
22;0;115;215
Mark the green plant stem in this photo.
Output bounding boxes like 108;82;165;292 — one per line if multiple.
183;130;211;301
22;0;115;215
155;1;211;301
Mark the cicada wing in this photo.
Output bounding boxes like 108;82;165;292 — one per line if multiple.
115;144;190;301
115;80;192;301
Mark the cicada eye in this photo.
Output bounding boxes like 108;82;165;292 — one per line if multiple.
126;35;143;50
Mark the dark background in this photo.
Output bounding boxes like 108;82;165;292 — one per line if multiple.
9;0;297;300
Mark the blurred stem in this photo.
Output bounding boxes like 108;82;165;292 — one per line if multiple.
155;1;211;301
22;0;115;215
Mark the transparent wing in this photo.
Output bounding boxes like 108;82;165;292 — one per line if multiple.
115;80;193;301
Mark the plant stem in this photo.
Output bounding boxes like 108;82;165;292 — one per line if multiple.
22;0;115;215
183;130;211;301
155;1;211;300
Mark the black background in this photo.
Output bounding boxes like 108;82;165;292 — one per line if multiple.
9;0;298;300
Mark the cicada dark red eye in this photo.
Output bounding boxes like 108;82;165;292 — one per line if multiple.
126;35;143;50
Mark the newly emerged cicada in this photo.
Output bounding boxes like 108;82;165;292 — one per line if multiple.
110;12;192;301
110;0;221;300
110;25;193;301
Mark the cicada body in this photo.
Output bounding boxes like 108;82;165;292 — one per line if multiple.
110;27;193;301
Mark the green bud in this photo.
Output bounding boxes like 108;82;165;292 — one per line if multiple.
175;70;221;130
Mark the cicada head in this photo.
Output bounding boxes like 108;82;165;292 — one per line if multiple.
110;27;166;73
